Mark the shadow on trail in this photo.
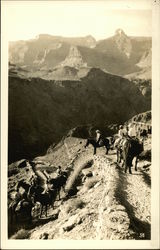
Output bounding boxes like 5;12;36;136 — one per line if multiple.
141;170;151;187
131;173;143;176
115;165;151;240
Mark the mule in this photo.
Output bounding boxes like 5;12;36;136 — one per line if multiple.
49;172;68;200
29;186;57;217
85;138;110;155
15;199;34;223
121;138;144;174
8;193;34;236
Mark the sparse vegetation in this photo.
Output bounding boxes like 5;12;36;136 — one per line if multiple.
63;198;86;214
10;229;30;239
83;159;94;169
84;177;100;190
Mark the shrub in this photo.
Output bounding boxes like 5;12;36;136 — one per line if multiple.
83;159;94;169
64;199;85;214
84;177;99;189
10;229;30;239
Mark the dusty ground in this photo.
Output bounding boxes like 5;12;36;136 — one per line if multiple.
9;136;151;240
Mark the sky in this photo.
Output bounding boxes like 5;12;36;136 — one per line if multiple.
2;0;152;41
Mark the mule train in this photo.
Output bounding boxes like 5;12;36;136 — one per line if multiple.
8;161;68;235
8;126;148;236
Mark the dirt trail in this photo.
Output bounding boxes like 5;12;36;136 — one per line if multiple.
92;155;131;240
121;164;151;239
95;156;111;239
93;150;151;239
113;145;151;240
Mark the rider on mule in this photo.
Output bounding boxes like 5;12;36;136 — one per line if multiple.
28;161;49;194
115;125;127;146
9;180;33;212
114;125;128;162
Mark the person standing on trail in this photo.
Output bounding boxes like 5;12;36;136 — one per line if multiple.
28;161;48;194
118;125;125;139
128;123;136;138
95;129;102;145
123;125;128;137
116;125;126;148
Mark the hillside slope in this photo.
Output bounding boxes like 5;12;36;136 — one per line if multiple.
8;68;150;163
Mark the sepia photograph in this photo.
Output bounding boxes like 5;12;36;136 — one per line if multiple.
1;0;160;248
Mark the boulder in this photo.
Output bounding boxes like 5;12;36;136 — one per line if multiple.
62;214;82;232
82;168;93;177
